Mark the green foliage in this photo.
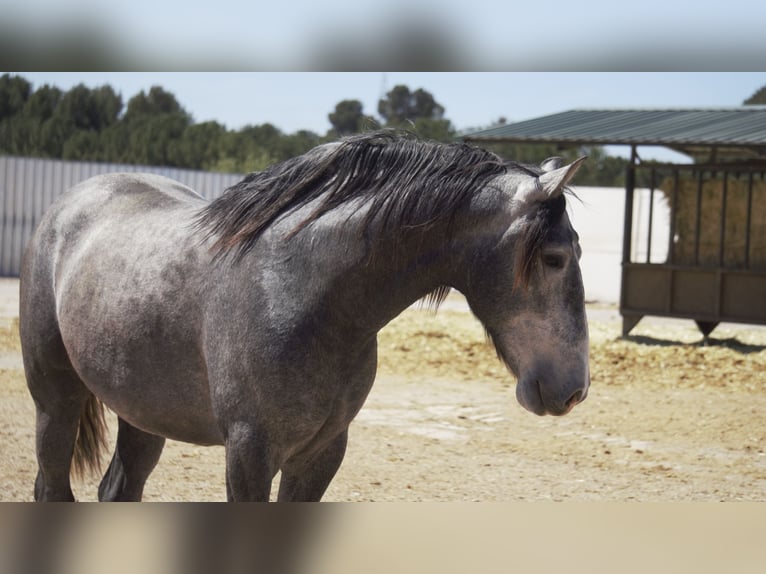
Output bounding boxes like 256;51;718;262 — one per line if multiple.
328;99;379;136
6;74;754;187
377;84;455;142
177;121;227;170
0;74;32;119
58;83;122;132
24;85;62;121
279;130;325;161
124;86;187;122
378;84;444;124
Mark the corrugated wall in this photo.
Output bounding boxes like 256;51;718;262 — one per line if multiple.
0;156;245;277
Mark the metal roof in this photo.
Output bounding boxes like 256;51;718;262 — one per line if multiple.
462;108;766;161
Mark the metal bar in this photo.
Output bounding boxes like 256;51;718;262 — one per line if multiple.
745;172;754;269
665;266;675;315
719;171;728;267
11;160;28;277
646;168;655;263
622;146;637;265
694;169;704;266
0;158;11;276
620;146;638;319
667;168;679;266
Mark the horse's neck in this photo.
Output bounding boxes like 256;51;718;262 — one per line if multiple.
323;195;505;333
240;189;507;336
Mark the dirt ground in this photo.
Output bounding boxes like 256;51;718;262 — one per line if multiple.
0;278;764;501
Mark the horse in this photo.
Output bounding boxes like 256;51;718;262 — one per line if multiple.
20;132;590;501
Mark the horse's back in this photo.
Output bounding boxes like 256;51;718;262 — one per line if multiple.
25;172;203;267
38;172;204;236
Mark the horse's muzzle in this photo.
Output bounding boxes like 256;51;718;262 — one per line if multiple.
516;375;589;416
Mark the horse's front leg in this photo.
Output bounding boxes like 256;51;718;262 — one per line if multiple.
277;430;348;502
224;422;278;501
98;417;166;501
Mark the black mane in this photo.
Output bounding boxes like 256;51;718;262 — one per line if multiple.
196;131;571;297
196;131;509;257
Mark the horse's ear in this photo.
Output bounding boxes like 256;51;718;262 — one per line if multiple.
540;157;564;172
538;156;587;198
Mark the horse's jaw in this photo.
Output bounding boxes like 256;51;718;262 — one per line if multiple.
491;313;590;417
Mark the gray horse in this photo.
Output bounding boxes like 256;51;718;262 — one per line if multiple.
20;132;589;501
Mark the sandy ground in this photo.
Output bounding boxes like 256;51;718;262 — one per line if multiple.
0;278;764;501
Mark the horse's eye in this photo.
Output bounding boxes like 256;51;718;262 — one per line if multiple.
543;253;565;269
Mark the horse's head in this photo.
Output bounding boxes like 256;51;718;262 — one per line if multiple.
462;156;589;416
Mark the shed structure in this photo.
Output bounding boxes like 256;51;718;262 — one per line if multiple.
463;108;766;336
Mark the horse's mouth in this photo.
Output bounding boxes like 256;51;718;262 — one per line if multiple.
516;378;588;416
516;379;547;416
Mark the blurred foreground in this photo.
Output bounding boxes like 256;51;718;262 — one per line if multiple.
3;1;765;70
0;505;763;574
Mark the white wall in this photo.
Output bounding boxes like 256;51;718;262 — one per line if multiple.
567;186;669;304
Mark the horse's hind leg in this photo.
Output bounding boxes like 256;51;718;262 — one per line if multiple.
277;430;348;502
29;370;92;502
98;418;165;501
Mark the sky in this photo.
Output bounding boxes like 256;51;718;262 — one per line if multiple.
17;72;766;161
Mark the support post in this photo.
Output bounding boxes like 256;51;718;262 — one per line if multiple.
620;146;642;335
621;146;637;266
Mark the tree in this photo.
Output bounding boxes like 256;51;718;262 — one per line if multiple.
376;84;454;142
378;85;445;125
213;123;283;172
407;117;454;142
56;84;122;132
328;99;378;136
0;116;34;155
278;130;324;161
0;74;33;155
123;113;190;166
90;85;123;130
744;85;766;105
118;86;191;166
61;130;101;161
176;121;227;170
37;115;72;158
23;85;62;121
328;99;363;135
0;74;32;119
124;86;189;122
46;84;123;161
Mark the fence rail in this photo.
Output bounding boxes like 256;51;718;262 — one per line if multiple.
0;156;245;277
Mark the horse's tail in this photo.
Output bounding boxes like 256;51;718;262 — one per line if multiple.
71;394;108;480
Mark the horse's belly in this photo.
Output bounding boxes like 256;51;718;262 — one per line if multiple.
81;363;224;446
56;279;224;444
117;391;224;446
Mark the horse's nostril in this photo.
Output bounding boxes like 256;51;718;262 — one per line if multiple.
566;390;584;408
